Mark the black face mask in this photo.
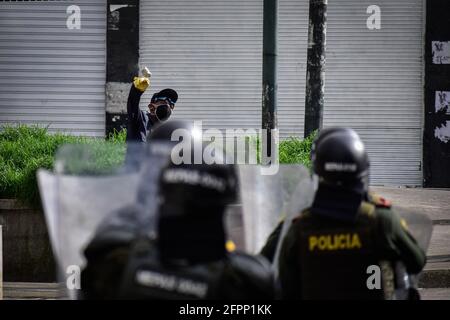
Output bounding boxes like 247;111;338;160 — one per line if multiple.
155;104;172;122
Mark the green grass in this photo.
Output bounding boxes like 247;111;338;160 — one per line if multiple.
0;125;126;208
0;125;314;208
249;131;317;167
279;131;316;168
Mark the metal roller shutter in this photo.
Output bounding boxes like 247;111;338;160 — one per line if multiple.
140;0;423;186
0;0;106;136
324;0;424;185
139;0;307;138
139;0;263;131
278;1;308;139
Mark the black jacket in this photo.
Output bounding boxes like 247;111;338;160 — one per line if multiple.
125;85;154;142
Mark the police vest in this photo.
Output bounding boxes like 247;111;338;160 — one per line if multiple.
118;238;274;299
294;201;395;300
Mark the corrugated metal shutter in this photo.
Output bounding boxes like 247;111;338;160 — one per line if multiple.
0;0;106;136
324;0;424;185
139;0;306;138
278;1;308;139
140;0;423;186
139;0;263;131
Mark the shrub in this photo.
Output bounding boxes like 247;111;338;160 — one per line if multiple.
279;131;316;168
0;125;125;207
0;125;314;208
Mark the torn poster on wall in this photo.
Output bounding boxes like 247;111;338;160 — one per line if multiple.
434;92;450;143
432;41;450;64
435;91;450;113
435;121;450;143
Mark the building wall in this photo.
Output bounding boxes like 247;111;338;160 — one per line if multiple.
0;1;434;186
424;0;450;187
105;0;139;136
325;0;424;186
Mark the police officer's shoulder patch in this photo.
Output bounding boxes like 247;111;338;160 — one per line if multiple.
369;192;392;208
357;201;376;218
400;218;409;231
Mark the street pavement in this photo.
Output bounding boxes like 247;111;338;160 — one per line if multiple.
2;187;449;300
372;187;450;298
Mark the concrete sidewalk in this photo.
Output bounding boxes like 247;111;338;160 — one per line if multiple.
227;186;450;296
1;282;449;300
371;187;450;222
2;187;448;300
371;187;450;263
372;187;450;295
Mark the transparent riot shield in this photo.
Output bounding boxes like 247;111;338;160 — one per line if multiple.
37;142;172;298
264;176;433;299
238;164;315;255
394;206;433;299
394;206;433;254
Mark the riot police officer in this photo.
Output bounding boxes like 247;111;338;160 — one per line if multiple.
261;128;367;262
81;121;275;299
119;160;275;299
269;128;426;299
81;121;195;299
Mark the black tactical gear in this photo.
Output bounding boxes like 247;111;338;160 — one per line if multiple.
157;161;238;264
262;127;426;300
81;137;275;299
118;238;274;300
148;120;194;141
278;198;426;300
116;156;275;299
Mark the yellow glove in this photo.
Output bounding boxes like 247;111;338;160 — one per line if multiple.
133;76;150;92
225;240;236;252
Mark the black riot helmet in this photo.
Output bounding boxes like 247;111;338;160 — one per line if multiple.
156;139;238;264
157;162;238;264
148;120;196;142
312;127;370;194
134;120;202;216
311;127;359;155
146;120;201;160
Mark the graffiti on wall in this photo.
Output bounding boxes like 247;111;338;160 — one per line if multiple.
435;121;450;143
432;41;450;64
435;91;450;143
436;91;450;113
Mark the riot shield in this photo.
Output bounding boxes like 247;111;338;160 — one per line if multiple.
37;142;171;297
267;179;433;296
271;195;433;280
394;206;433;253
392;206;433;299
238;164;315;255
